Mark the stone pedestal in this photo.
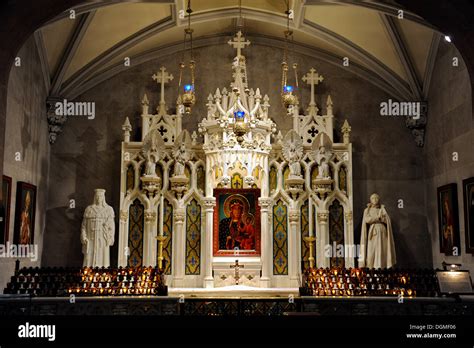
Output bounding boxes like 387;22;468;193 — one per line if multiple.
140;175;161;197
285;176;305;199
169;175;189;199
312;178;333;198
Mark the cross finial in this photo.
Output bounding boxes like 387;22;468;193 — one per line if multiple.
152;66;174;114
302;68;324;114
228;31;250;58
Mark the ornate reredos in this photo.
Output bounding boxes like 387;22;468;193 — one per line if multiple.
118;29;356;272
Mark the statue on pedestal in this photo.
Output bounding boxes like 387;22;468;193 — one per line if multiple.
173;142;189;177
359;193;396;269
282;130;305;199
81;189;115;268
312;132;333;179
311;132;334;198
170;130;192;198
142;128;164;177
315;145;333;179
282;130;303;178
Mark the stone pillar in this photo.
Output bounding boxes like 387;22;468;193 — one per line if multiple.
344;211;355;268
172;208;186;287
118;210;128;267
288;208;300;286
316;211;329;268
143;211;157;266
258;197;272;287
203;197;216;288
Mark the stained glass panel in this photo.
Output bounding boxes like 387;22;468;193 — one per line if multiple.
158;198;173;274
128;199;144;267
273;200;288;275
329;199;345;268
186;199;201;275
301;200;310;271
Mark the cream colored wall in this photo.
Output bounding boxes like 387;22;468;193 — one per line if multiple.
0;36;50;292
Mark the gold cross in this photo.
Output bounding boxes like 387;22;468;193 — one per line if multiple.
229;260;245;285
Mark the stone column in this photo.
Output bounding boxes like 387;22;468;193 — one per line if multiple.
288;208;300;286
316;211;329;268
118;210;128;267
344;211;355;268
172;209;186;287
258;197;272;287
203;197;216;288
143;211;157;267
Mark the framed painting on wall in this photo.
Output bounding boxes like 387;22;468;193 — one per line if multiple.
1;175;12;244
463;177;474;253
213;188;261;256
13;182;37;245
437;183;461;256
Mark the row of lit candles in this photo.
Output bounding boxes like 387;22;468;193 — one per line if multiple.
80;275;161;282
306;275;409;284
308;282;411;290
80;282;160;289
308;288;414;296
67;288;162;295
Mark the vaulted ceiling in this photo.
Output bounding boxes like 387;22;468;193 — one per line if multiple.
34;0;442;101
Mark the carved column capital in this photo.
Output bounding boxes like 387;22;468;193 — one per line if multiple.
258;197;273;210
120;210;128;222
174;210;186;223
145;211;156;222
203;197;216;211
345;211;353;222
289;210;300;223
317;211;329;223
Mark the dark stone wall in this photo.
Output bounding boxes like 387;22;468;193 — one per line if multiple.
44;43;430;268
423;40;474;272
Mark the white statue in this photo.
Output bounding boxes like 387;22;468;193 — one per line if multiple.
312;133;333;179
145;151;158;176
173;142;188;176
81;189;115;268
142;128;164;177
359;193;396;269
172;130;192;177
282;130;303;178
315;146;333;179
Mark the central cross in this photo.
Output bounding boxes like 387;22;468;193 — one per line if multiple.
302;68;324;108
230;260;244;285
228;31;250;58
152;66;174;111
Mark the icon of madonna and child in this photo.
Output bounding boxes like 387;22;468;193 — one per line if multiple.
215;190;260;255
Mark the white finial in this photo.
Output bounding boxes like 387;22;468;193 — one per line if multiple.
122;117;132;142
341;119;351;145
141;93;149;115
326;95;333;116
